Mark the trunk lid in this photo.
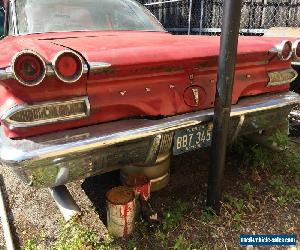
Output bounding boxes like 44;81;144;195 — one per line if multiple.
48;31;274;66
46;31;292;124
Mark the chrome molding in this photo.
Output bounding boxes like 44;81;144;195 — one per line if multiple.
292;61;300;66
0;67;13;81
267;69;298;87
292;39;300;60
0;91;299;187
232;115;245;141
1;97;90;129
45;64;55;76
144;135;162;165
83;64;89;74
11;50;47;86
89;62;112;73
270;40;293;61
52;50;85;83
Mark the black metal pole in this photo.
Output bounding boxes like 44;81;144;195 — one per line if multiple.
207;0;242;213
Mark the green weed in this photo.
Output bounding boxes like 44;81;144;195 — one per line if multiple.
268;176;300;205
127;239;137;250
25;219;114;250
154;230;168;249
270;129;289;149
224;195;244;213
276;196;288;206
251;145;273;170
200;207;216;223
268;176;285;191
162;200;187;231
230;132;299;179
174;235;190;250
24;240;40;250
224;195;245;229
242;182;255;197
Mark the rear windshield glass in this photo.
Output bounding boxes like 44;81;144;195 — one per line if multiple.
15;0;165;34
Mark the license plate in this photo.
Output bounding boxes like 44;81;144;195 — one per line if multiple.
173;123;213;155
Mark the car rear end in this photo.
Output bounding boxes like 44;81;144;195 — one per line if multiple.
0;32;300;187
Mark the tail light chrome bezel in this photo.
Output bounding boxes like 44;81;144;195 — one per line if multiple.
275;40;293;61
11;50;47;87
292;39;300;60
52;50;85;84
267;68;298;87
1;97;90;129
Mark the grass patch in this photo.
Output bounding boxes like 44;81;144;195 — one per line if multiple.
25;219;114;250
173;235;190;250
268;176;300;206
241;182;255;197
162;200;187;232
24;239;40;250
270;129;289;149
230;132;299;178
150;200;188;248
229;132;299;207
223;194;246;230
200;207;217;223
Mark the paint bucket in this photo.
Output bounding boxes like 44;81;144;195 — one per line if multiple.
120;154;171;192
106;186;136;237
125;173;151;201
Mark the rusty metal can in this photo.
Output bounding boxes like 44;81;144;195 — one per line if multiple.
106;186;136;237
125;173;151;201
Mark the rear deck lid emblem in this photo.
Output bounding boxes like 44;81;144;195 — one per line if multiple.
192;88;199;105
183;86;205;107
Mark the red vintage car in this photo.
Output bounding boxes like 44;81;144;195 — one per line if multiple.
0;0;299;188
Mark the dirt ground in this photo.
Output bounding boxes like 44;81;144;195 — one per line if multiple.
0;128;299;249
0;167;107;249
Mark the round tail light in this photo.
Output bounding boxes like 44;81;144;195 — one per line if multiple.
12;51;46;86
292;39;300;60
53;51;84;83
277;40;292;60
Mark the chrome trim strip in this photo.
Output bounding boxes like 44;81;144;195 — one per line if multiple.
267;69;298;87
144;135;162;165
292;39;300;60
270;40;293;61
11;50;47;86
232;115;245;141
292;61;300;66
52;50;84;83
0;67;13;81
45;64;55;76
1;96;90;129
83;64;89;74
89;62;112;73
0;92;299;165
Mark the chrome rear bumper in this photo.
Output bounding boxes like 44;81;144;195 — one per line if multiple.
0;91;299;187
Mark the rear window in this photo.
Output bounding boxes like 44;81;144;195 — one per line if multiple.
0;8;4;36
15;0;165;34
